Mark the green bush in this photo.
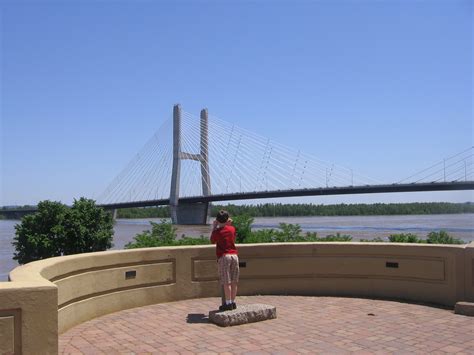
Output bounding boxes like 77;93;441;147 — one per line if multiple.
176;235;210;246
13;198;113;264
362;231;465;244
360;237;386;242
241;225;352;243
274;223;303;242
388;233;422;243
426;230;464;244
123;218;466;250
243;229;277;243
125;220;210;249
232;214;254;243
125;219;178;248
317;233;352;242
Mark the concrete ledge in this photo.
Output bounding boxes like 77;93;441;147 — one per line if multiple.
5;242;474;354
454;302;474;316
209;304;276;327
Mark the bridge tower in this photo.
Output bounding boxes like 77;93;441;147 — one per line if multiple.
169;104;211;224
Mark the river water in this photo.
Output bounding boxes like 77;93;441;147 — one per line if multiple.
1;214;473;281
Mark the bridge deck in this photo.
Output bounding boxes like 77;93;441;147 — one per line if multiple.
99;181;474;210
2;181;473;214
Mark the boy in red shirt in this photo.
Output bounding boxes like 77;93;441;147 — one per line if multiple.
210;210;239;311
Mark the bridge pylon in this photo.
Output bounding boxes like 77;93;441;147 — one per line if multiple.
169;104;211;224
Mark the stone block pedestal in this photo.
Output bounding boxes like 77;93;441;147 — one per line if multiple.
209;304;276;327
455;302;474;316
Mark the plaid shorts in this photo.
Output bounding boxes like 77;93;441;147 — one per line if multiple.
217;254;240;285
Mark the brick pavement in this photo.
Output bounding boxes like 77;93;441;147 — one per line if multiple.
59;295;474;354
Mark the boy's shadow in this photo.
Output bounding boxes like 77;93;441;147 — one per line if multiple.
186;313;209;324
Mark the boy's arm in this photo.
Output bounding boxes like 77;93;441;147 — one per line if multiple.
210;220;218;244
210;230;217;244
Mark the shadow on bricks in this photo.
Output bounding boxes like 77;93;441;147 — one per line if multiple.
186;313;209;324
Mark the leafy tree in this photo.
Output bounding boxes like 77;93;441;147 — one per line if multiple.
12;198;114;264
60;198;114;254
13;201;66;264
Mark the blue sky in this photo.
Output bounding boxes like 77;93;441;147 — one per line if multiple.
1;0;472;206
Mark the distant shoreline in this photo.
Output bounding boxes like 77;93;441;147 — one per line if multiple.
116;202;474;219
2;202;473;220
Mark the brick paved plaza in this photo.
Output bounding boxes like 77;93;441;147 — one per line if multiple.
59;295;474;354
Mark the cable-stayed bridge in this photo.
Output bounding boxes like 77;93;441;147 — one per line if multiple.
1;105;472;222
95;105;474;224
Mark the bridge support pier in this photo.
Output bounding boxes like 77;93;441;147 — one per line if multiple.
169;104;212;225
175;202;210;225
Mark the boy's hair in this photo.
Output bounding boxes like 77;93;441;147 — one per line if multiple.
216;210;229;223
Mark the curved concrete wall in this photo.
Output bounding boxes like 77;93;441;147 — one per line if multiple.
1;241;474;354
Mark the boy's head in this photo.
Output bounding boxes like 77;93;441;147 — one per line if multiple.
216;210;229;224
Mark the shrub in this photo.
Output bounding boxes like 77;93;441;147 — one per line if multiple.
317;233;352;242
125;220;211;249
232;214;254;243
124;219;466;250
360;237;386;242
275;223;303;241
243;229;277;243
377;231;464;244
388;233;422;243
176;235;209;246
241;227;352;243
426;230;464;244
125;219;178;248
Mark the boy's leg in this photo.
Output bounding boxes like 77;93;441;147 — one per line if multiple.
230;255;239;303
218;255;235;310
231;282;238;301
218;256;231;304
223;282;232;302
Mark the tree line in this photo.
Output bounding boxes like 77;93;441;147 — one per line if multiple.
116;202;474;219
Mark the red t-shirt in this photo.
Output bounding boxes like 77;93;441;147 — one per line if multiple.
210;225;238;258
